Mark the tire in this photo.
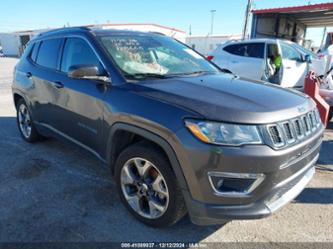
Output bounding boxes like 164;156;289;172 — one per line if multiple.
115;141;187;227
16;98;42;143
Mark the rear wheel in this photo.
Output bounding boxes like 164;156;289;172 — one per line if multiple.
16;98;42;142
115;142;187;227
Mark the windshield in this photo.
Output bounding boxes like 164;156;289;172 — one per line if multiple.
99;34;219;79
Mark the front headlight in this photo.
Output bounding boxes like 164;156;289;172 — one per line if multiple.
185;120;262;146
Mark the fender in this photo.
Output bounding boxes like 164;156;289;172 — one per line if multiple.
106;122;189;191
12;89;28;108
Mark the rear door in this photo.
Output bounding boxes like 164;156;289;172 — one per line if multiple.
211;44;231;69
279;42;307;88
28;38;64;127
55;37;108;154
222;42;265;80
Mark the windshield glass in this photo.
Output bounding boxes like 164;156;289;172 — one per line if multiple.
99;34;219;79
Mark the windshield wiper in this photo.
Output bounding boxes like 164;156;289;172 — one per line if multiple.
129;73;172;79
168;71;213;76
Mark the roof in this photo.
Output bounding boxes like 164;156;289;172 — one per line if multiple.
252;2;333;27
253;2;333;14
86;23;186;34
34;26;168;41
219;38;302;46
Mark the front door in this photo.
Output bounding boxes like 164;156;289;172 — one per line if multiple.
279;43;307;88
55;37;108;155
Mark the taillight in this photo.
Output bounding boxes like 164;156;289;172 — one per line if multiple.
207;55;214;61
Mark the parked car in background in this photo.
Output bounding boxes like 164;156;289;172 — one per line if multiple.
318;44;333;72
208;39;326;89
0;46;4;57
13;27;324;227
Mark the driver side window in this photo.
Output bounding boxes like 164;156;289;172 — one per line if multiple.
61;37;101;73
280;44;302;61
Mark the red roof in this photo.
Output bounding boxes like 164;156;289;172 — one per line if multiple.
252;2;333;14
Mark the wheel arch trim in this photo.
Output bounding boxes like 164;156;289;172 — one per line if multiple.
106;122;189;191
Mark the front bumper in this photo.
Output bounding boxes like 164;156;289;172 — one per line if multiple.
172;125;324;225
184;158;315;225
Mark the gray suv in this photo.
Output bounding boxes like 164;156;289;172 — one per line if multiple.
12;27;324;227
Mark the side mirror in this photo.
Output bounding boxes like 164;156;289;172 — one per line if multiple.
68;65;110;83
304;54;312;63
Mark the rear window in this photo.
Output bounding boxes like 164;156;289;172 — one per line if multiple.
36;39;62;69
30;42;40;62
224;43;264;59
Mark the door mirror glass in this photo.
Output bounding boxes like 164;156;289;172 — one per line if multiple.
68;64;99;78
68;64;109;82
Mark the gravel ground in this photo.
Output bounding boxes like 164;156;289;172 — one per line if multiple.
0;58;332;243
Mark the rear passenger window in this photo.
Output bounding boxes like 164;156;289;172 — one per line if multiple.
224;43;264;59
36;39;62;69
61;38;101;73
30;42;40;62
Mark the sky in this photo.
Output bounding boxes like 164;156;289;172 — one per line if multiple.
0;0;332;45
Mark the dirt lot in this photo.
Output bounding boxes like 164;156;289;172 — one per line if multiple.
0;58;332;243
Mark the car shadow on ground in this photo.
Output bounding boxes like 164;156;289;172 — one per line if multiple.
316;121;333;167
294;188;333;204
0;117;223;242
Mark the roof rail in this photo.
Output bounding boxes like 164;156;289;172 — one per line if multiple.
149;31;166;36
38;26;91;36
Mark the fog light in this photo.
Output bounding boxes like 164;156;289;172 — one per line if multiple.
208;172;265;197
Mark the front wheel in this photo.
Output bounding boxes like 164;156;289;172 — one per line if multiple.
115;142;187;227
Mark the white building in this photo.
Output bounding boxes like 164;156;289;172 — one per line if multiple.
0;29;47;57
186;34;242;55
0;23;186;57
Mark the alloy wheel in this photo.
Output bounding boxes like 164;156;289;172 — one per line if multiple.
120;157;169;219
18;104;32;139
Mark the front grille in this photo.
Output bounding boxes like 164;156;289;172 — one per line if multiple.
268;125;283;144
265;109;322;149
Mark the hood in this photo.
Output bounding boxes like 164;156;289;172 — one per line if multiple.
132;73;314;124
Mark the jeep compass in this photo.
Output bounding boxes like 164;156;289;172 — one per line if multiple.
12;27;324;227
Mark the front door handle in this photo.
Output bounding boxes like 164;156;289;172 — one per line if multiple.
50;81;64;89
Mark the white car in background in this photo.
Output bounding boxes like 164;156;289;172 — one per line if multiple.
208;39;327;89
318;44;333;71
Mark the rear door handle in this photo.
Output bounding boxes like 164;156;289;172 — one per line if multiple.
26;72;32;78
50;81;64;89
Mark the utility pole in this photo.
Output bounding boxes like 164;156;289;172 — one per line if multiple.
210;10;216;36
242;0;253;39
